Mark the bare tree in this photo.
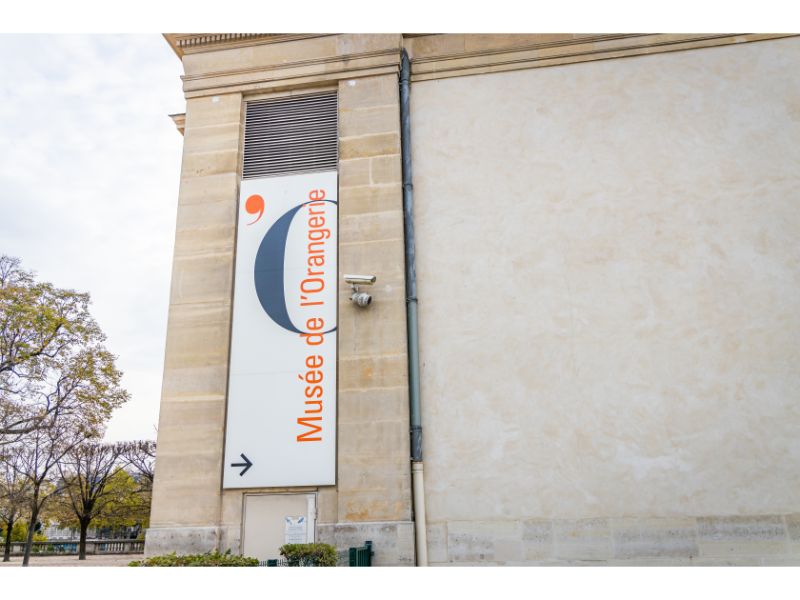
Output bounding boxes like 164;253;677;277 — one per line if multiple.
55;442;122;559
10;417;91;566
0;448;31;561
118;440;156;487
0;255;128;440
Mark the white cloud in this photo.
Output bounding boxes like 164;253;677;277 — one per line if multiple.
0;34;186;441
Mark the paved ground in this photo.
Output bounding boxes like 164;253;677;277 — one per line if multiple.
0;554;141;567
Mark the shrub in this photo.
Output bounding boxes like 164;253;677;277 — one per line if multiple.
279;543;337;566
129;550;259;567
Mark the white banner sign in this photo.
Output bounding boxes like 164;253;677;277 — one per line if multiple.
223;171;338;488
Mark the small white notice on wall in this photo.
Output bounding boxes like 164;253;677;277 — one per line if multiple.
284;516;307;544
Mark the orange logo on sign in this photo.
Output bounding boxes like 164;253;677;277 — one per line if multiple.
245;194;265;225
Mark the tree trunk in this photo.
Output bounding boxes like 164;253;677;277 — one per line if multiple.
22;506;38;567
3;516;14;562
78;519;89;560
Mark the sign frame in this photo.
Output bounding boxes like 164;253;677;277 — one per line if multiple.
222;170;339;489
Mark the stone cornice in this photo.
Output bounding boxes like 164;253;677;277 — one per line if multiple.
181;48;401;97
405;33;799;81
162;33;799;98
163;33;327;58
168;113;185;136
173;34;402;98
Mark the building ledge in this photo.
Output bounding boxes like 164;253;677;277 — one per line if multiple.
163;34;327;58
169;113;185;136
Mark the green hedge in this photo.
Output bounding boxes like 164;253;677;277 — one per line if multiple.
129;550;259;567
280;543;338;566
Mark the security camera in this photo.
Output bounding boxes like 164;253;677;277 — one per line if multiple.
344;274;376;308
344;274;376;286
351;291;372;307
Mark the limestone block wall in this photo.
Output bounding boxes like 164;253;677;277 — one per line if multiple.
148;93;243;555
149;32;800;566
316;74;413;558
410;36;800;565
216;75;415;565
149;34;414;565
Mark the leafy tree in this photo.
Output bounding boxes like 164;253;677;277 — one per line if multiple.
50;444;152;557
0;448;31;561
89;469;150;532
10;416;95;566
50;467;151;531
1;519;47;544
54;442;122;559
0;255;128;441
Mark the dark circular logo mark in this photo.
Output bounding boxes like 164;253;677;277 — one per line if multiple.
253;199;337;335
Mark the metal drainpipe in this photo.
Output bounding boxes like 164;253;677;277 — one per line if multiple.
400;47;428;567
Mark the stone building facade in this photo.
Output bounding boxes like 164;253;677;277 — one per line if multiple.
147;33;800;565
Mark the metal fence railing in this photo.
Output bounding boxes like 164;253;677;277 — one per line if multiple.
349;541;373;567
6;539;144;556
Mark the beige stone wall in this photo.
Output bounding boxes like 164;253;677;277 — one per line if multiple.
148;93;243;553
334;74;411;525
410;36;800;564
149;35;414;565
150;32;800;565
217;75;415;564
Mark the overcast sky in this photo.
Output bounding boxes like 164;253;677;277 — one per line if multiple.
0;34;185;441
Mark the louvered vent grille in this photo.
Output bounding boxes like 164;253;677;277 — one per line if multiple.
242;92;338;179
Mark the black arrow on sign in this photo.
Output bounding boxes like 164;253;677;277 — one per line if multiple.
231;453;253;476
